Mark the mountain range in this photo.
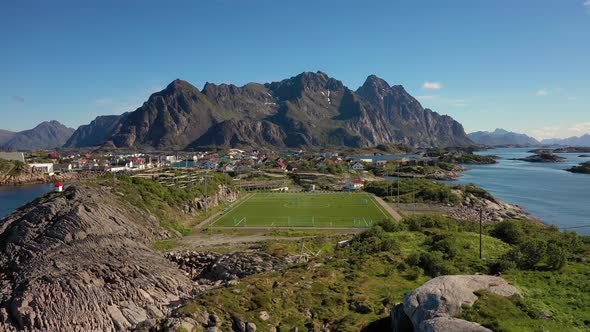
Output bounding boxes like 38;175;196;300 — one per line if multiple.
0;121;75;151
6;72;587;152
63;72;473;150
541;134;590;147
468;128;541;146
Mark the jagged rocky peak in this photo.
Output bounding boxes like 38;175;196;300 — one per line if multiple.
266;71;345;100
148;78;205;101
167;78;198;91
356;74;392;103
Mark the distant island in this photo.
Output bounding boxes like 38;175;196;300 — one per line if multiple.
567;162;590;174
512;153;566;163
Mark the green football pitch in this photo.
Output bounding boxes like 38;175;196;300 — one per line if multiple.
210;192;392;228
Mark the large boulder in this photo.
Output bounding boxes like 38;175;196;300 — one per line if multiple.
394;275;521;332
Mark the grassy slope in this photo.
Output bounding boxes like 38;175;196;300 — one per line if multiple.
88;173;237;236
177;215;589;331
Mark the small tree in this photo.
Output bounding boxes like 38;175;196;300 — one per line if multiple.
546;242;567;270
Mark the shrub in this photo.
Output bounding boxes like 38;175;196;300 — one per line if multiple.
545;242;567;270
502;238;547;270
349;226;400;255
376;219;406;232
418;250;458;277
488;258;517;274
490;220;525;245
403;214;457;232
431;236;461;259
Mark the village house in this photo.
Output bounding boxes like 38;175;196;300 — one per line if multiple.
345;179;364;191
348;161;366;171
373;160;388;168
29;163;54;175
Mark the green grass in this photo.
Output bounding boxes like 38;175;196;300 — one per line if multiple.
152;239;184;251
500;262;590;331
457;290;589;332
210;192;391;228
174;213;590;331
266;229;342;237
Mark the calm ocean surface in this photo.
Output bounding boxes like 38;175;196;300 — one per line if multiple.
0;184;54;219
1;148;589;233
455;148;590;234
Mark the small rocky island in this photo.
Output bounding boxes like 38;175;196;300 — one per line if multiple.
567;161;590;174
512;153;566;163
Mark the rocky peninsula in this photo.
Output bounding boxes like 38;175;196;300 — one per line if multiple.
0;185;195;331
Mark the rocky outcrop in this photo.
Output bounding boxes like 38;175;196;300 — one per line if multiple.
0;170;97;186
392;275;521;332
182;184;239;215
448;190;537;223
68;72;474;150
165;251;283;291
0;185;194;331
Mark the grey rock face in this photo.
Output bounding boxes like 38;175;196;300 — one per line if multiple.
0;186;194;331
64;114;128;148
72;72;473;150
398;275;521;332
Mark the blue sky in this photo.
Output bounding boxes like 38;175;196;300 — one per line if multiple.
1;0;589;139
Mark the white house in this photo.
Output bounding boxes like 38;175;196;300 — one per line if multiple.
345;179;364;190
29;163;54;175
348;162;366;171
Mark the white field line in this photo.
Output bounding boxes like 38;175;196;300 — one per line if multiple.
368;193;390;220
210;193;255;227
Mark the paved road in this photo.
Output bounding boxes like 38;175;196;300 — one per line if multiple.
373;196;403;221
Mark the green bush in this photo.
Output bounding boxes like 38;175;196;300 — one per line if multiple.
418;250;458;277
348;226;400;255
503;239;547;270
490;220;525;245
546;242;567;270
376;219;406;232
403;214;457;232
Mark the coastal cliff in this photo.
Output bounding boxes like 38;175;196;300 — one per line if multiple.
0;186;195;331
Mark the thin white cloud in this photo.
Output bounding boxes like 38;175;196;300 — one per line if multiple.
452;103;466;107
535;88;548;96
569;122;590;133
584;0;590;7
423;82;442;90
530;121;590;140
